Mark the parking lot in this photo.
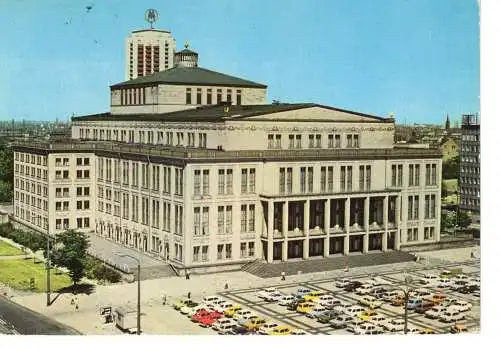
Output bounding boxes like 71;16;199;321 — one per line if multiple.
170;259;480;335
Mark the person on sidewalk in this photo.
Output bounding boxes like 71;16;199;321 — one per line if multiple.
281;271;286;281
162;294;167;305
187;292;191;299
185;270;190;280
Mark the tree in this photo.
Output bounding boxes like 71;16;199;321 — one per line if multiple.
441;183;448;198
442;154;460;180
0;180;12;203
456;211;472;229
440;212;454;232
51;230;90;285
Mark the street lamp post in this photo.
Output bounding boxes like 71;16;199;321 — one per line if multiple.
46;235;51;306
116;253;141;335
396;274;413;335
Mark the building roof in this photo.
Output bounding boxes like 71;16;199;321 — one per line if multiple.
111;66;267;89
175;48;198;55
72;103;393;123
131;29;171;34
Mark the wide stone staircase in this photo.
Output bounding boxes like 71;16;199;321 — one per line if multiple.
242;251;416;278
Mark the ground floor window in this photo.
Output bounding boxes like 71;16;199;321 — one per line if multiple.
407;228;419;242
424;226;435;240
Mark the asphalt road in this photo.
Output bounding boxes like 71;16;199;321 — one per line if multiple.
0;296;80;335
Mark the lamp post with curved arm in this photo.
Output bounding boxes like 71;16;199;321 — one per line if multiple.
116;253;141;335
396;274;414;335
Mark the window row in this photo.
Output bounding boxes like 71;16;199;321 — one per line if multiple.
15;153;47;166
14;164;48;180
15;192;48;210
78;128;208;148
407;195;437;220
15;206;48;229
407;226;435;242
186;87;242;105
194;168;256;197
193;204;256;236
391;163;437;187
14;180;48;196
268;133;360;149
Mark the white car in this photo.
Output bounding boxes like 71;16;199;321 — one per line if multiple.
410;288;432;299
278;295;296;306
359;296;383;309
315;295;336;306
403;327;421;334
346;317;365;332
367;277;391;286
257;322;279;335
453;274;470;282
381;290;403;302
383;318;405;332
290;329;309;335
335;278;351;288
354;323;380;335
233;309;254;320
420;274;439;285
368;314;387;326
344;305;365;317
209;299;230;310
319;298;342;308
180;304;200;315
257;288;278;299
213;302;234;313
425;306;448;319
212;318;237;332
186;305;209;317
450;300;472;312
216;322;237;335
439;309;466;323
330;314;352;329
263;291;284;302
333;303;352;313
294;287;312;298
437;278;454;288
356;284;374;295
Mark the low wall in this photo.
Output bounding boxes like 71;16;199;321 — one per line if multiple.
401;238;479;253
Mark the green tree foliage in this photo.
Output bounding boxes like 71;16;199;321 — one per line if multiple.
0;223;45;261
0;142;13;202
441;183;448;198
51;230;90;285
442;155;460;180
456;211;472;228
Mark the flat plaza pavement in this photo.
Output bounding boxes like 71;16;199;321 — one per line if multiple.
8;246;480;335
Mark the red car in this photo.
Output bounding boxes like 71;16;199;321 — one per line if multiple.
191;309;212;323
198;312;223;327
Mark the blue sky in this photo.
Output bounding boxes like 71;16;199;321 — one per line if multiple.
0;0;479;124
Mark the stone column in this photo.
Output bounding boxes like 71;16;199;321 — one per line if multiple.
282;201;289;262
382;196;389;251
267;201;274;263
364;197;370;231
344;197;350;255
324;199;331;257
395;195;401;250
303;199;310;259
363;234;369;253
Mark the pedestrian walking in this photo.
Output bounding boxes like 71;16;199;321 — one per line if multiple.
185;270;190;280
74;296;79;310
187;292;191;299
281;271;286;281
162;294;167;305
224;283;229;290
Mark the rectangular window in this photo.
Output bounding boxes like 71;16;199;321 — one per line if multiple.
194;207;201;235
300;167;306;193
217;89;222;104
391;165;397;187
307;167;313;192
226;169;233;194
218;169;225;195
335;135;341;148
202;170;209;196
218;206;225;234
327;166;333;191
249;204;255;232
279;168;286;194
353;134;359;148
217;244;224;260
308;135;314;148
431;164;437;185
241;169;248;194
328;134;334;148
194;170;201;196
241;205;247;233
286;168;293;193
425;164;431;186
202;207;209;235
186;88;192;104
225;244;232;259
315;134;321;148
397;165;403;187
288;134;295;149
236;89;241;105
249;168;255;193
409;165;414;186
196;88;202;104
226;89;232;104
347;135;353;148
207;89;212;104
341;166;346;192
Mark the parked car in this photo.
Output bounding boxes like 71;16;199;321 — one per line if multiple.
450;300;472;312
370;287;388;299
346;317;366;332
472;289;480;298
180;301;200;314
368;314;387;326
367;277;391;286
356;284;374;295
296;302;316;314
243;317;267;332
359;296;383;309
333;303;352;314
269;325;292;336
420;274;439;286
410;288;432;299
306;305;328;318
237;314;258;326
191;309;213;323
212;318;237;332
424;306;448;319
344;281;363;292
257;288;278;299
427;294;447;305
202;295;222;306
223;305;242;317
293;287;312;299
257;322;280;335
233;309;254;320
329;314;352;329
314;294;336;305
335;278;351;288
414;301;436;314
453;274;470;282
450;280;470;291
450;324;468;334
358;309;378;321
263;291;284;303
230;325;249;335
186;305;209;317
278;295;296;306
391;295;406;307
354;323;381;335
173;299;193;310
383;318;405;332
439;309;466;323
208;299;228;310
344;305;365;317
406;298;423;310
199;312;224;327
403;327;421;334
322;299;343;309
381;290;403;302
213;302;234;313
457;285;479;294
303;291;325;302
440;269;462;279
419;328;436;335
437;278;454;288
317;310;340;324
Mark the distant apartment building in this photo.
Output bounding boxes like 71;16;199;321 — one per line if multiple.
125;29;176;80
459;113;480;214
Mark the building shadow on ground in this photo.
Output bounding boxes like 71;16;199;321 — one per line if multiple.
48;283;96;306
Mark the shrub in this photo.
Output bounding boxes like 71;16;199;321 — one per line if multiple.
91;264;122;283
